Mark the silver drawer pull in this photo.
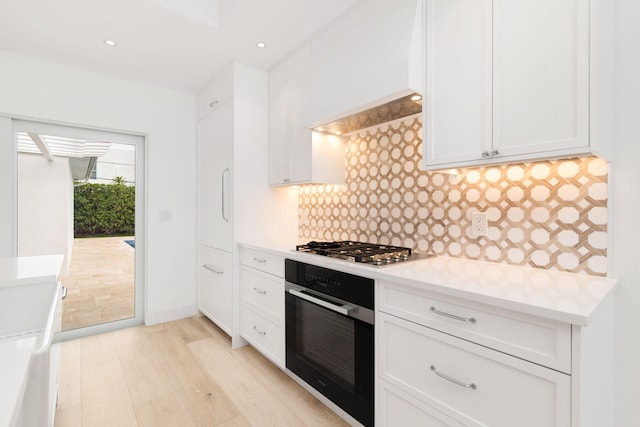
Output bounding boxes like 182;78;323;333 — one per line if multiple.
253;257;266;263
430;306;476;324
253;287;267;295
430;365;477;390
253;325;266;335
202;264;223;275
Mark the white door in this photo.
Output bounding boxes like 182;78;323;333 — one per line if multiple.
198;100;233;252
268;61;291;185
288;45;312;184
423;0;493;168
492;0;590;157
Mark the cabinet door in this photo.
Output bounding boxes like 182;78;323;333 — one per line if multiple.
198;100;233;252
423;0;492;168
269;60;291;185
492;0;589;158
198;246;232;335
288;45;312;184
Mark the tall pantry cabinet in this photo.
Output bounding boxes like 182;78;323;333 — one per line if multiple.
197;63;298;347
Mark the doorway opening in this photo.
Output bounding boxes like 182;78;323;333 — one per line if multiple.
14;119;145;339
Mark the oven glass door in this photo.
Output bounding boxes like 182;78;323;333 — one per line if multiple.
285;290;374;426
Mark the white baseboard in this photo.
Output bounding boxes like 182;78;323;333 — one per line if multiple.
144;305;198;326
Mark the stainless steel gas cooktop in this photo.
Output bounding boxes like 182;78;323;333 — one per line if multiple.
295;241;433;266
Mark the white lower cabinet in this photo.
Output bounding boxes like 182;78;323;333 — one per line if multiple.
238;248;285;367
378;313;570;426
198;246;232;335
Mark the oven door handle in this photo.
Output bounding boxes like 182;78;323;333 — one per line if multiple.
288;289;355;316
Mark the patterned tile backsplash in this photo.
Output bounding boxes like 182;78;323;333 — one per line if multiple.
298;114;608;276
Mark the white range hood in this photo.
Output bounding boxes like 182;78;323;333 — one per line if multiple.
307;0;423;129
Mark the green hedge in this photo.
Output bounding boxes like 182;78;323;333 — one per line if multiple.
74;183;135;236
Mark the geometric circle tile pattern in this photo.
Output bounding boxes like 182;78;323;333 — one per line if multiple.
299;115;608;276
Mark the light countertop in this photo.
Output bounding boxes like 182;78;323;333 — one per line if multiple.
238;242;617;326
0;254;64;288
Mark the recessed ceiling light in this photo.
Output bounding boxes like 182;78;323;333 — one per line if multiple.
104;39;117;47
256;41;267;48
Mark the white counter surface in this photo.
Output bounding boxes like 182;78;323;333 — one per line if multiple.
0;255;64;288
238;242;617;326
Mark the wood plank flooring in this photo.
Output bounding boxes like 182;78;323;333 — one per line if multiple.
54;316;350;427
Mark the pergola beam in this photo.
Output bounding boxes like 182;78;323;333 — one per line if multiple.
28;132;53;161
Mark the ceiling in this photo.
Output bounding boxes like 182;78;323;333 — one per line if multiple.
0;0;362;93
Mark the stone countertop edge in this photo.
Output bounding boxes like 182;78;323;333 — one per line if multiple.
0;254;64;288
237;242;618;327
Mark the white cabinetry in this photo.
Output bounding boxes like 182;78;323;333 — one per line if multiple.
424;0;595;169
197;63;296;344
198;99;232;253
198;247;232;335
376;280;613;427
239;247;285;367
269;46;345;186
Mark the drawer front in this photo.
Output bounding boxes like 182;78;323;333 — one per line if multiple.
240;305;285;368
378;380;466;427
379;280;571;373
379;313;571;427
240;266;284;322
198;247;233;335
239;247;284;277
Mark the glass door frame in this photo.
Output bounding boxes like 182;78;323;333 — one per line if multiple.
12;119;146;341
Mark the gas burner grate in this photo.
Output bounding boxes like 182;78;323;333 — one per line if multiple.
296;241;413;266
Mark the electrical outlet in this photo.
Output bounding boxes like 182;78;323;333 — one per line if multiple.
471;212;488;237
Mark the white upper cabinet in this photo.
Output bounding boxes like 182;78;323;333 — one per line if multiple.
424;0;595;170
308;0;422;126
424;0;492;166
269;45;345;186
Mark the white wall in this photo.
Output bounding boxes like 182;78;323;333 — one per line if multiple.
0;50;198;324
17;153;73;274
611;1;640;425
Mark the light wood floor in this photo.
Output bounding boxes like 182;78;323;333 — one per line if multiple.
54;316;350;427
60;236;135;331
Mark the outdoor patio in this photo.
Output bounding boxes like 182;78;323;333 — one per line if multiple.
59;236;135;331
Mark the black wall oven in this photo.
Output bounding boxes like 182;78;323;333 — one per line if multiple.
285;259;374;426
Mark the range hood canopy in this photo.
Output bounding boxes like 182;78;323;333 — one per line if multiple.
313;93;422;136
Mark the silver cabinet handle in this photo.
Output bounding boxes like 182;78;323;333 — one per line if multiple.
253;257;266;263
253;325;266;335
253;287;267;295
430;365;477;390
491;149;499;157
430;306;476;324
481;151;490;158
221;168;230;223
61;285;67;300
289;289;355;315
202;264;223;275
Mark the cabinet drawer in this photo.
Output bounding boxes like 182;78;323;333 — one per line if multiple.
240;266;284;322
198;247;232;335
378;380;465;427
379;280;571;373
240;305;285;368
379;313;571;427
239;247;284;277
